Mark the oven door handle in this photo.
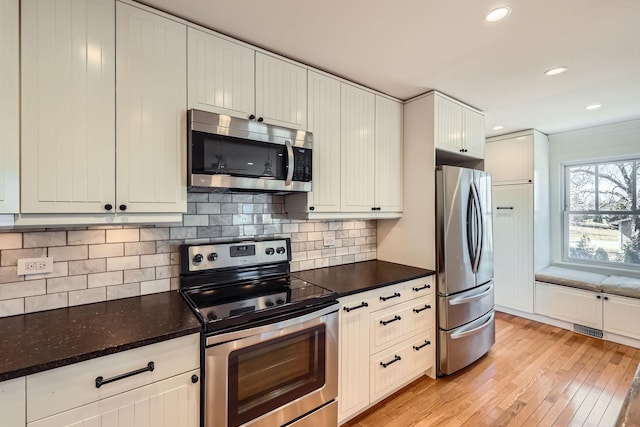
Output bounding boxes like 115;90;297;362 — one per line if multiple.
285;140;294;186
205;302;338;347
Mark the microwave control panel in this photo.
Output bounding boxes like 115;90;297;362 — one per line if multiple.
292;148;312;182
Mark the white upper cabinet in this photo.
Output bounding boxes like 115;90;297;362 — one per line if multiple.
375;96;403;212
306;71;341;212
0;0;19;213
21;0;116;214
187;30;307;130
434;93;485;159
116;2;187;214
255;52;307;130
485;133;534;184
187;27;255;118
341;83;376;212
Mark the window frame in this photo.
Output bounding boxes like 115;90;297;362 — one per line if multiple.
562;156;640;270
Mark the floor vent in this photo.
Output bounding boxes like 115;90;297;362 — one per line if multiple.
573;323;604;339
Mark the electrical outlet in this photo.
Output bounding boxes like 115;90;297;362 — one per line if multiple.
323;237;335;247
17;257;54;275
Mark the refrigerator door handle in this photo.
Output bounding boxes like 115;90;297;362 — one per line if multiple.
470;182;483;273
448;285;493;306
474;182;483;272
466;190;476;269
450;311;495;340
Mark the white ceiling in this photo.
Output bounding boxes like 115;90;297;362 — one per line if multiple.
142;0;640;137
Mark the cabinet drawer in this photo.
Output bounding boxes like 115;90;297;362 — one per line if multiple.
404;276;434;298
367;283;410;311
370;296;432;354
27;333;200;423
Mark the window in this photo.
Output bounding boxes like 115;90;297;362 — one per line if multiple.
564;158;640;268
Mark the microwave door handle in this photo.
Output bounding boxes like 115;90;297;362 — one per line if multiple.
285;140;294;186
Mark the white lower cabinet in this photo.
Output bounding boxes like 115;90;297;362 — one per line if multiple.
0;377;25;427
603;294;640;340
534;281;602;329
338;277;434;424
26;334;200;427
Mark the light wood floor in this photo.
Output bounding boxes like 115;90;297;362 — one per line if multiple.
344;312;640;427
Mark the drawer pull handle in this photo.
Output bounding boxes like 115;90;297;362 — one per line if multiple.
380;292;401;302
380;355;401;368
95;361;155;389
412;284;431;292
380;315;401;326
413;340;431;351
343;302;368;312
413;305;431;314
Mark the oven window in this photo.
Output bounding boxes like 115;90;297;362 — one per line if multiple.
228;325;326;427
192;131;287;180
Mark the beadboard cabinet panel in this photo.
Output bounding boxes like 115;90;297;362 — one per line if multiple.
462;107;485;159
433;94;463;155
0;0;19;213
0;376;25;427
307;71;342;212
21;0;116;213
341;84;375;212
255;52;307;130
115;2;187;213
374;96;403;212
187;27;255;118
603;294;640;340
535;282;603;329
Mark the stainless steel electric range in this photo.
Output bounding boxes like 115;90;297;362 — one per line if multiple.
179;238;339;427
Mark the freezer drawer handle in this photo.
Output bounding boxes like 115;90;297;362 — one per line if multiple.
413;340;431;351
380;292;401;302
380;355;401;368
412;284;431;292
380;315;401;326
413;305;431;314
343;302;368;312
449;286;492;306
95;361;154;389
450;312;495;340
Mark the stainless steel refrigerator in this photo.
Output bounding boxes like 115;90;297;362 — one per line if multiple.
436;165;495;376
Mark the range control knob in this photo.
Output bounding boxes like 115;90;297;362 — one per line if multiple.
208;253;218;262
265;247;275;255
193;254;204;263
276;299;285;305
276;246;286;254
265;300;275;307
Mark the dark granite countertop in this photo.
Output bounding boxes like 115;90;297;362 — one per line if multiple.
617;363;640;426
0;291;201;382
292;260;435;297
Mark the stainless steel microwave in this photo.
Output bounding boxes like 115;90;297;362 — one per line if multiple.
188;110;313;193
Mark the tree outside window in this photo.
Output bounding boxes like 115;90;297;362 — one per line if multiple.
565;159;640;268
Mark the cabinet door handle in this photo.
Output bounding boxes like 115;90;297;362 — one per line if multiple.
412;284;431;292
343;302;368;312
413;340;431;351
496;207;514;210
95;361;154;388
380;315;401;326
380;355;401;368
380;292;401;302
413;305;431;314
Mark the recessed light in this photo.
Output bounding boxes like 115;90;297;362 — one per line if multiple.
586;103;602;110
485;7;511;22
492;126;504;130
544;66;568;76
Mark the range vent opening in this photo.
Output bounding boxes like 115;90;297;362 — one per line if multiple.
573;323;604;339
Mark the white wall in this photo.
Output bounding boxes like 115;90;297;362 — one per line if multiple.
548;118;640;275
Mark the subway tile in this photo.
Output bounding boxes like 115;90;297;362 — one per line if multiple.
355;253;367;262
221;203;241;214
322;248;336;258
0;266;21;284
322;231;336;239
89;243;124;259
252;194;271;204
140;253;171;268
197;226;222;239
107;283;140;300
336;247;349;257
140;278;170;295
366;236;377;245
299;260;315;270
155;240;181;253
47;275;87;293
67;230;105;245
243;225;264;237
299;222;315;232
186;203;197;215
0;233;22;250
314;222;329;232
354;221;367;229
355;237;367;246
342;238;355;247
221;226;240;237
0;298;24;317
291;233;307;243
231;194;253;203
25;292;67;313
88;271;123;288
48;245;88;262
124;242;157;256
139;228;170;241
106;256;140;271
289;261;301;272
336;230;349;239
232;214;253;225
342;255;355;264
263;224;282;235
170;277;180;290
329;222;343;231
314;258;329;269
242;204;263;214
329;256;343;266
68;259;106;275
292;252;307;262
187;193;209;202
183;215;209;227
307;232;322;241
0;279;46;299
156;265;179;280
0;248;47;266
208;193;232;203
69;287;106;306
170;252;180;265
253;214;273;225
366;251;377;260
348;229;360;238
197;203;221;214
209;214;233;226
282;223;299;234
342;221;355;230
170;227;197;240
106;229;140;243
25;262;69;281
23;231;66;248
124;267;156;284
307;250;322;260
348;246;361;255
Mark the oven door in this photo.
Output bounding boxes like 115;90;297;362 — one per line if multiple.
204;305;338;427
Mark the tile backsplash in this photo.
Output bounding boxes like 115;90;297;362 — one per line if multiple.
0;193;377;318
